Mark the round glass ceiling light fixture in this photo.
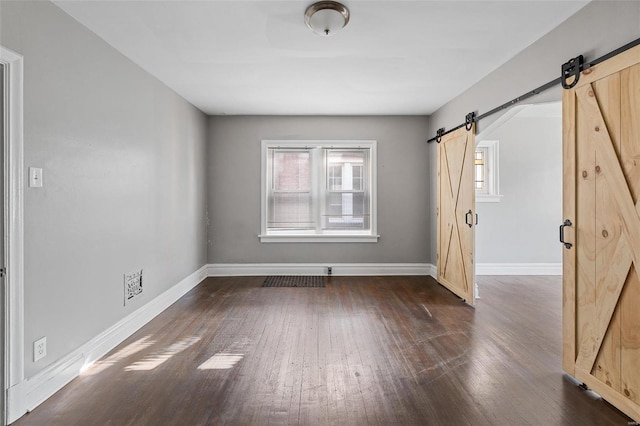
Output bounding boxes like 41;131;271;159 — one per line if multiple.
305;1;350;36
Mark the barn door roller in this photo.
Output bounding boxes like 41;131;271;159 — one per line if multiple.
465;112;476;131
561;55;583;89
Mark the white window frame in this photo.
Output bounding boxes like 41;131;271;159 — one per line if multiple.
475;140;502;203
260;140;379;243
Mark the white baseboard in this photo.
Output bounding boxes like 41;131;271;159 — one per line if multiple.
475;263;562;276
207;263;435;277
425;263;437;279
10;265;208;421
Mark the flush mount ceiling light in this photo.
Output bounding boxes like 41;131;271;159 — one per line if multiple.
305;1;350;36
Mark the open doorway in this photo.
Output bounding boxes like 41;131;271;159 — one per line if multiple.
474;102;563;279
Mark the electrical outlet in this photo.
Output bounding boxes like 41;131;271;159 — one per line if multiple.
34;337;47;362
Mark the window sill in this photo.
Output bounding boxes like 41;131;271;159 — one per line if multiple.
477;195;503;203
259;234;380;243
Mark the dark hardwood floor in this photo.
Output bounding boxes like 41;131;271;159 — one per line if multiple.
15;275;633;425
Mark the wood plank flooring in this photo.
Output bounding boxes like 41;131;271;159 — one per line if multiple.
14;275;633;425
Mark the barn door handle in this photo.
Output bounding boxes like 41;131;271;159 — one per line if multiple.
465;210;473;228
559;219;573;249
475;213;478;225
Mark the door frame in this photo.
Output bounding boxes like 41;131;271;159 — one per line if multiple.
0;45;25;425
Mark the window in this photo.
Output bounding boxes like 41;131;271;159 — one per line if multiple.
260;140;378;242
475;140;502;202
475;148;486;192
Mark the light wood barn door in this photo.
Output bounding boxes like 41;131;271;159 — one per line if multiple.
563;44;640;422
437;126;475;306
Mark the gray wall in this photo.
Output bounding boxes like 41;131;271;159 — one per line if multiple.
428;1;640;265
207;116;430;264
1;1;208;378
476;113;562;264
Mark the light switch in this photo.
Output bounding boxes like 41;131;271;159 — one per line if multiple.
29;167;43;188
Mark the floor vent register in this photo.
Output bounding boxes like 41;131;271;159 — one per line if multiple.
262;276;326;288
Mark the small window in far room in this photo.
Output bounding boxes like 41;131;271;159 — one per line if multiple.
475;140;502;202
475;148;486;191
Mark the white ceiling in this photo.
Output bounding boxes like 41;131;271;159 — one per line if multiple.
52;0;588;115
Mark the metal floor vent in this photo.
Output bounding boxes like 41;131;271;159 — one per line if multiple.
262;276;326;288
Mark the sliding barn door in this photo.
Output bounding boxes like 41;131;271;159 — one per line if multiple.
563;44;640;422
437;126;475;306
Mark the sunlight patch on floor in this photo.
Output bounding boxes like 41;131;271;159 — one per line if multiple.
81;335;156;375
125;336;200;371
198;353;244;370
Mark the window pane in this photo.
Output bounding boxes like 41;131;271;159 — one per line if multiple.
269;150;313;230
326;150;366;191
352;164;363;191
475;149;485;191
325;192;369;230
273;151;310;191
328;164;342;190
269;192;313;230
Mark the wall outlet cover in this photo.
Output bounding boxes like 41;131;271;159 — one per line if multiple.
34;336;47;362
29;167;43;188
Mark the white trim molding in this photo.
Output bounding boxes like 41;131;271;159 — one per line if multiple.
9;266;208;422
1;45;25;426
476;195;503;203
258;234;380;243
426;263;437;279
476;263;562;276
208;263;434;277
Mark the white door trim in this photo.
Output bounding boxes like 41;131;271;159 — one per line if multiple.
1;45;25;424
